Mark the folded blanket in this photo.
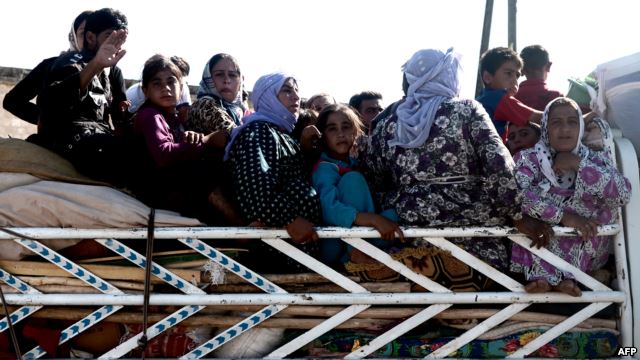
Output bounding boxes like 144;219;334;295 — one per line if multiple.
0;173;202;260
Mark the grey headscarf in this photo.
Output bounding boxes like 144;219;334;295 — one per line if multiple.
389;48;462;148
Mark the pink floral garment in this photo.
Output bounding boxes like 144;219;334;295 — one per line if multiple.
511;147;631;285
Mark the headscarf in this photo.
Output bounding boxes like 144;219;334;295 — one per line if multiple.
68;22;81;52
197;54;246;125
224;72;298;160
535;97;587;190
389;48;462;148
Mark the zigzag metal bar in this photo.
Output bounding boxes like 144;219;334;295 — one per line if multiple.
262;238;371;358
180;304;287;359
426;304;531;358
0;269;41;294
93;239;207;357
422;237;524;291
100;305;204;359
267;304;371;359
178;238;292;358
179;238;286;294
345;304;452;359
0;268;43;333
23;305;124;359
507;302;612;358
342;238;450;293
15;239;123;295
96;239;203;294
509;235;611;291
14;239;125;358
0;306;42;334
262;238;367;293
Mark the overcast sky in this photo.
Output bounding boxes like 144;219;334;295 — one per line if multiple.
1;0;638;105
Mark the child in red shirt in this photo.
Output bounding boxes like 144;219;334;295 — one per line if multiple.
516;45;564;111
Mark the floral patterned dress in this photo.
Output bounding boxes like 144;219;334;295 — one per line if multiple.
359;98;521;270
511;147;631;285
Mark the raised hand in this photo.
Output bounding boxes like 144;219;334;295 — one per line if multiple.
94;29;127;68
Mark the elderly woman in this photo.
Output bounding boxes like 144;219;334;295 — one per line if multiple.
359;48;549;290
226;73;321;270
512;97;631;296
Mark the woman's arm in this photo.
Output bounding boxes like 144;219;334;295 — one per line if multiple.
3;57;56;125
573;151;632;209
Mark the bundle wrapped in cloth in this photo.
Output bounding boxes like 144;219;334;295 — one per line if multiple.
0;138;202;260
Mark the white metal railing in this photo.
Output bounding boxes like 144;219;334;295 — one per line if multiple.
0;225;628;359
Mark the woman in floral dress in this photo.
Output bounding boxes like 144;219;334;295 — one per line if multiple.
358;48;548;289
511;97;631;296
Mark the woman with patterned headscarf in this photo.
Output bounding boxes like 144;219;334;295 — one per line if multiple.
186;53;249;135
226;72;321;271
357;48;551;290
512;97;631;296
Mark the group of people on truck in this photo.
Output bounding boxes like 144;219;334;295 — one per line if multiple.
3;8;632;297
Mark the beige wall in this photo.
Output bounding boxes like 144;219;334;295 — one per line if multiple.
0;81;37;140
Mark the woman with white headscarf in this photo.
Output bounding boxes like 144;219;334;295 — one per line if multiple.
511;97;631;296
226;73;321;271
358;48;551;290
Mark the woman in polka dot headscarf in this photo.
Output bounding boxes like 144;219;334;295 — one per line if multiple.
512;97;631;296
226;73;322;270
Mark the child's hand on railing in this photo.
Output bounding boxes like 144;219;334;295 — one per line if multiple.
286;217;319;244
354;213;404;242
513;214;554;248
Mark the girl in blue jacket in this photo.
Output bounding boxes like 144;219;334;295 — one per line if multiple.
312;104;403;267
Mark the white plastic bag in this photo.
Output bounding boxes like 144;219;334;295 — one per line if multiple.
592;51;640;156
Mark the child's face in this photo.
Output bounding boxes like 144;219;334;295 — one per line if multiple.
309;96;332;112
507;124;539;154
324;112;356;160
143;69;180;112
483;60;521;95
547;104;581;152
211;58;241;103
